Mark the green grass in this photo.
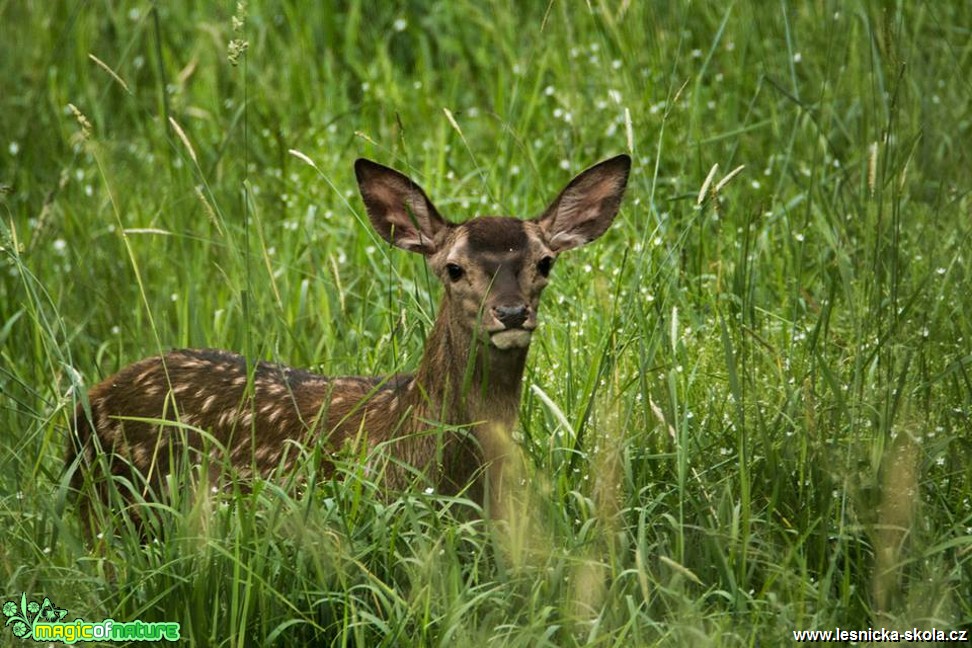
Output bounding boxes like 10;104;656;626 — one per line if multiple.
2;0;971;645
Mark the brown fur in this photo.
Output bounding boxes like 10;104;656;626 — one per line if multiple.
67;155;631;525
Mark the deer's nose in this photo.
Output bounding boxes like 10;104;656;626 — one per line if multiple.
494;304;529;329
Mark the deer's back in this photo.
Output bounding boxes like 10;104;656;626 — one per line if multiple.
69;349;409;488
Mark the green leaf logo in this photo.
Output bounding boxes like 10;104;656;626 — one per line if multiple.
3;593;68;640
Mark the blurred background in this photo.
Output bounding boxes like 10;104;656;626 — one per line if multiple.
1;2;970;645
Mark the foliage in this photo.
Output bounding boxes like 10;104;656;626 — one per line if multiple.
2;1;970;645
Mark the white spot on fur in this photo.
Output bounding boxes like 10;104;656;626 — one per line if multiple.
132;445;149;465
202;394;218;412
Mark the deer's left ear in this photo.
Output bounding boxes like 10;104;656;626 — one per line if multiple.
535;154;631;252
355;158;451;256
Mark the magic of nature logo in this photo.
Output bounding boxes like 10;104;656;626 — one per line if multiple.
3;594;180;644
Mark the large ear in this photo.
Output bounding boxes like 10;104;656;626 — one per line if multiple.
354;158;450;255
535;154;631;252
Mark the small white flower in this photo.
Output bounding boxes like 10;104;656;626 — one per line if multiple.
393;18;407;31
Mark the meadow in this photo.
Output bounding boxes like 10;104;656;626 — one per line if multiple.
1;1;970;645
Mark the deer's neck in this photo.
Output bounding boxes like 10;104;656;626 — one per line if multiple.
363;299;527;503
411;304;528;430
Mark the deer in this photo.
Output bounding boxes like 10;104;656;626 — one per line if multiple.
67;154;631;529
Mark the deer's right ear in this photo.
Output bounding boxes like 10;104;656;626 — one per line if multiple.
535;154;631;252
355;159;450;255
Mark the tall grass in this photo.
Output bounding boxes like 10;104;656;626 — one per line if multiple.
2;1;970;645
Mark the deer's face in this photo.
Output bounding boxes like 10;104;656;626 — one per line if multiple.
430;217;556;351
354;154;630;352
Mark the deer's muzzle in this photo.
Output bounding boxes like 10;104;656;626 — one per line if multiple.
489;328;533;350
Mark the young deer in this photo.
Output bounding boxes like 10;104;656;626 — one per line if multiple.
68;154;631;522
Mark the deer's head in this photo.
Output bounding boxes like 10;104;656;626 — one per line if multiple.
355;155;631;352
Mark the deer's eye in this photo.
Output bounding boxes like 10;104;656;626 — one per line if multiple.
446;263;465;282
536;256;554;277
